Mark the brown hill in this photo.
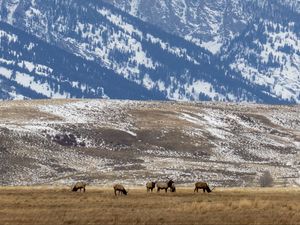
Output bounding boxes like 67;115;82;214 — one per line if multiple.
0;99;299;186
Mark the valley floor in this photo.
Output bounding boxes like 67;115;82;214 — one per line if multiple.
0;187;299;225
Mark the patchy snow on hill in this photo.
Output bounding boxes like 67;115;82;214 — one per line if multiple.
0;100;299;186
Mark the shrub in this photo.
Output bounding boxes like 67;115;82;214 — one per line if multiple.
259;171;274;187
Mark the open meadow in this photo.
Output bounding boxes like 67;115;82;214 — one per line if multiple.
0;186;300;225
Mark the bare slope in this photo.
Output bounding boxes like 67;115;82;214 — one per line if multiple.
0;99;299;186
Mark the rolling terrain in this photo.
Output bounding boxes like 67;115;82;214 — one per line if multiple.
0;99;299;187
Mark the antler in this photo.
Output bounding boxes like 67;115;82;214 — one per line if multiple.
166;176;174;181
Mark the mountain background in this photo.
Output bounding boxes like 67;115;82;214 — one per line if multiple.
0;0;299;103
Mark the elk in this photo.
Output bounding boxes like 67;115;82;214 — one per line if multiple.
156;179;174;193
113;184;128;196
194;182;214;193
146;181;156;192
71;182;86;192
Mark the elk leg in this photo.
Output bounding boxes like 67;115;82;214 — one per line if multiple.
203;188;205;193
165;188;167;193
83;187;85;192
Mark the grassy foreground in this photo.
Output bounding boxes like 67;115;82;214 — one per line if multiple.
0;187;299;225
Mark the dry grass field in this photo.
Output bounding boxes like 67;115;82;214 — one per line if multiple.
0;187;300;225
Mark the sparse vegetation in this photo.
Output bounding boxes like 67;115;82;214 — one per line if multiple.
0;100;300;187
0;187;299;225
259;171;274;187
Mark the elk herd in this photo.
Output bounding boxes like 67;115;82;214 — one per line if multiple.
71;179;214;196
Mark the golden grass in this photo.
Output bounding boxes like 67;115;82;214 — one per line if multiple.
0;187;299;225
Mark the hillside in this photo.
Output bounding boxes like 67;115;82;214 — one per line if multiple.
0;0;297;103
103;0;253;53
103;0;300;53
0;99;299;186
0;22;165;100
222;2;300;103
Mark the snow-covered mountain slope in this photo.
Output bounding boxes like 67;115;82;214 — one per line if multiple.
279;0;300;13
222;5;300;103
103;0;300;104
0;22;165;100
104;0;300;54
103;0;251;54
1;99;299;186
0;0;287;103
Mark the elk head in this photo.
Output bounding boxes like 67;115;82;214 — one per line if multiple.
167;179;174;188
207;186;216;193
123;189;128;195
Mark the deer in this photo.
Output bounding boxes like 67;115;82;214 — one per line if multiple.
113;184;128;196
146;181;157;192
156;179;174;193
194;182;214;193
71;182;87;192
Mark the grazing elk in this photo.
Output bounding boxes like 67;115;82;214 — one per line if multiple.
113;184;128;196
146;181;156;192
194;182;214;193
71;182;87;192
156;179;174;193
